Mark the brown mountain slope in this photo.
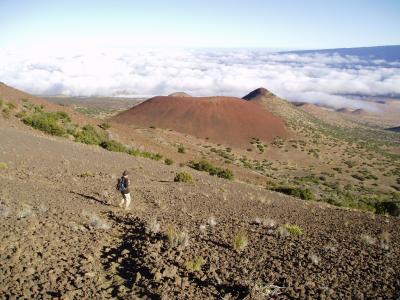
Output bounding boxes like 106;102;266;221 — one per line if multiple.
0;82;95;126
112;95;287;147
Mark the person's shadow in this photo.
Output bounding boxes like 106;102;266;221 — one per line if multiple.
71;191;110;206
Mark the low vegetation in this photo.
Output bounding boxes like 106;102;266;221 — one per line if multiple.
166;224;189;248
186;256;205;272
22;111;69;137
99;122;111;130
174;172;194;183
99;140;128;152
164;158;173;165
177;144;186;153
17;101;167;163
233;231;248;251
189;160;234;180
269;186;315;200
284;224;304;235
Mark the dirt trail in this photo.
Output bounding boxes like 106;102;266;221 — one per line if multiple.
1;127;399;299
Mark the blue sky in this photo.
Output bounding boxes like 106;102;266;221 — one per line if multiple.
1;0;399;49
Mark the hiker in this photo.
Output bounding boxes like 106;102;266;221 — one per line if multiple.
117;170;131;210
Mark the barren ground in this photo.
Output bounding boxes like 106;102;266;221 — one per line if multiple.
1;126;399;299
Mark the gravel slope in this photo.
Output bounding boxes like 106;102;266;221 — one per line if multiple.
0;127;399;299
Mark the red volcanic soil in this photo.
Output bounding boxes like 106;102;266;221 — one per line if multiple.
113;96;287;147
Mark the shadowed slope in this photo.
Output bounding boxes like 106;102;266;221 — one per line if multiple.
113;95;287;146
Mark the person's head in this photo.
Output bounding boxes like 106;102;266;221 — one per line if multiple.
122;170;129;177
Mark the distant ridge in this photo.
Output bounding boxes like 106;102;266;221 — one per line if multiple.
280;45;400;62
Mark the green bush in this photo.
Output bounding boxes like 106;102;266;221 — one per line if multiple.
141;151;163;160
270;186;315;200
100;140;127;152
174;172;194;183
233;231;248;251
375;201;400;217
165;158;173;165
284;223;304;235
128;148;141;156
177;145;186;153
74;125;105;145
188;160;234;180
15;110;27;118
55;111;71;122
6;102;16;110
2;107;11;118
22;112;66;136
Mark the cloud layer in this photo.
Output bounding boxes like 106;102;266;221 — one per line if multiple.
1;47;399;110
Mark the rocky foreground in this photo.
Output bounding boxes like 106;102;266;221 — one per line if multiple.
0;127;399;299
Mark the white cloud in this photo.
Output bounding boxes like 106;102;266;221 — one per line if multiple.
0;47;399;110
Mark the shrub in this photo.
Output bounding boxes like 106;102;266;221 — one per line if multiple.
99;122;111;130
0;162;8;169
177;145;186;153
284;224;304;235
375;201;400;217
55;111;71;122
270;186;315;200
233;231;248;251
174;172;194;183
2;107;11;118
74;125;105;145
100;140;127;152
186;256;205;272
128;148;141;156
164;158;173;165
189;160;234;180
23;112;66;136
166;224;189;248
15;110;27;118
6;102;16;110
142;151;163;160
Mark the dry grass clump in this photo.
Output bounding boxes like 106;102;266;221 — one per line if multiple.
0;204;10;217
186;256;205;272
251;282;284;297
309;253;321;265
145;219;161;234
79;171;95;177
17;204;34;219
233;231;248;251
208;216;217;227
0;162;8;169
88;213;110;230
166;224;189;248
360;233;376;245
277;226;290;238
380;231;390;250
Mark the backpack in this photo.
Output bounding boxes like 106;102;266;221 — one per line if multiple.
116;177;126;192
